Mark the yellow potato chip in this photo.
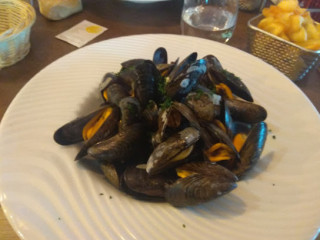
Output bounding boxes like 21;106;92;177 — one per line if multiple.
305;23;320;40
277;0;298;12
258;17;275;29
288;15;303;33
257;0;320;51
299;39;320;51
279;32;290;41
289;27;307;43
265;22;285;36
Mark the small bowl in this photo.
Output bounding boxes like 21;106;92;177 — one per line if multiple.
247;14;320;81
0;0;36;68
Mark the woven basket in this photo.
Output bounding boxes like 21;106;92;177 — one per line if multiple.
247;14;320;81
0;0;36;68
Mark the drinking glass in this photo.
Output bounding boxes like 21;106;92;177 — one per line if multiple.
181;0;239;43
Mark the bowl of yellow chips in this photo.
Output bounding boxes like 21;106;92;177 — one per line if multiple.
247;0;320;81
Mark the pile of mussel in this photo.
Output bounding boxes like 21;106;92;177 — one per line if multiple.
54;48;268;207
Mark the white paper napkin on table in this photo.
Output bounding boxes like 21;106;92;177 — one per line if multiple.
56;20;108;48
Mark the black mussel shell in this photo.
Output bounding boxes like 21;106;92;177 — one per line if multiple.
54;107;108;146
123;164;177;198
153;47;168;65
165;162;237;207
226;99;267;124
233;122;268;178
75;106;121;160
87;123;146;164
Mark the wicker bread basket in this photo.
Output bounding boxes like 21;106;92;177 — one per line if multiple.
0;0;36;68
248;14;320;81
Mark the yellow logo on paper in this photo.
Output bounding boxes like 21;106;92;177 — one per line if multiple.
86;25;102;34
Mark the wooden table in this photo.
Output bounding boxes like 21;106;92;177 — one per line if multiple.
0;1;319;239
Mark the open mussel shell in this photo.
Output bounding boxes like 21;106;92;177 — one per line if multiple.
147;127;200;176
122;164;177;199
203;55;253;102
99;73;121;98
54;109;101;146
75;105;121;160
225;98;267;124
152;102;201;147
165;162;237;207
218;69;253;102
168;52;197;81
165;59;207;100
201;122;240;160
233;121;268;178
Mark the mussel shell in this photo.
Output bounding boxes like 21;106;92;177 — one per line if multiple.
142;100;159;131
147;127;200;176
225;99;267;124
99;73;120;97
186;91;216;122
152;101;201;147
233;121;268;178
165;59;206;100
100;162;125;189
203;55;223;72
221;98;234;138
119;96;141;130
153;47;168;65
156;63;176;77
172;102;201;130
133;60;160;108
54;109;101;145
122;164;177;198
203;55;253;102
105;83;129;106
121;59;145;68
117;67;137;89
218;69;253;102
202;122;240;160
75;106;121;160
87;123;146;164
168;52;197;81
152;107;172;146
165;162;237;207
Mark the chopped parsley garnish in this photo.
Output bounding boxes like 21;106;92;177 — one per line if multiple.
157;75;167;96
156;75;173;110
160;97;172;110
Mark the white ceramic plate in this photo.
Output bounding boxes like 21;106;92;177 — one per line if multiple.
1;34;320;240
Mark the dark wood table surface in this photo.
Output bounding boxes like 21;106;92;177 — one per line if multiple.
0;0;319;239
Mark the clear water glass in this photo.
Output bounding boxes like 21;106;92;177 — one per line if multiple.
181;0;239;43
